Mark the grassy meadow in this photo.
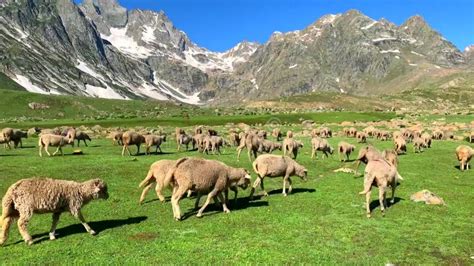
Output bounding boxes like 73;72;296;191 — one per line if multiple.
0;116;473;264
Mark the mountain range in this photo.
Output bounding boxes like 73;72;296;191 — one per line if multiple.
0;0;472;105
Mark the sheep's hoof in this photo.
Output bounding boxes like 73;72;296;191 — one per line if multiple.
381;211;385;217
224;209;230;214
390;199;395;204
282;193;287;197
262;192;269;197
26;239;33;246
196;213;203;218
0;239;5;246
49;233;56;240
366;213;371;218
90;230;96;236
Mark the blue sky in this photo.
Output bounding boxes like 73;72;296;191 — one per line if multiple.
87;0;474;52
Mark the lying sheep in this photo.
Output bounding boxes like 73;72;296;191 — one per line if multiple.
260;139;282;154
359;159;403;218
0;178;108;245
38;134;72;157
165;157;251;220
283;138;303;159
338;141;355;162
144;135;166;155
456;145;473;171
75;131;92;147
138;160;176;203
311;137;333;159
250;154;307;199
121;131;145;156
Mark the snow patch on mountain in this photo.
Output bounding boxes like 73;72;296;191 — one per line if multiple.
101;27;152;58
12;75;60;95
85;84;127;99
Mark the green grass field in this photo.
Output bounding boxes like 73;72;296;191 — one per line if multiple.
0;123;472;264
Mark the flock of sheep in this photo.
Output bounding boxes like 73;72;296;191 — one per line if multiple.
0;121;473;246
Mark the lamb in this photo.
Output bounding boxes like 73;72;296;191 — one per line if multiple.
413;137;425;153
250;154;308;199
38;134;71;157
138;160;176;203
121;131;145;156
311;137;334;159
272;128;282;141
455;145;473;171
165;157;251;220
283;138;303;159
1;128;13;149
394;136;407;155
338;141;355;162
260;139;282;154
359;159;403;218
0;178;108;245
75;131;92;147
144;134;166;155
237;132;264;161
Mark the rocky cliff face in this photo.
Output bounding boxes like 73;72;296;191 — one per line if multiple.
0;1;471;105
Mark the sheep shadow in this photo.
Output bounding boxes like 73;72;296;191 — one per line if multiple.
179;199;269;221
27;216;147;245
267;187;316;196
369;197;404;213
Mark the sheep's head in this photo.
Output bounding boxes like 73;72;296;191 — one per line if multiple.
87;179;109;200
236;169;251;189
296;165;308;181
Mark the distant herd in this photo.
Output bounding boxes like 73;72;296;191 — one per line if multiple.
0;122;472;246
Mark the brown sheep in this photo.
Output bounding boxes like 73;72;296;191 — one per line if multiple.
1;178;108;245
1;128;13;149
354;145;383;174
250;154;308;199
348;127;358;137
38;134;71;157
121;131;145;156
363;126;376;137
469;131;474;143
110;131;123;146
138;160;176;203
144;135;166;155
382;149;399;168
272;128;282;141
229;131;241;147
338;141;355;162
413;137;425;153
311;137;333;159
165;158;251;220
319;127;332;138
175;128;185;150
75;131;92;147
456;145;473;171
394;136;407;155
10;129;28;148
260;139;282;154
283;138;303;159
356;131;367;143
359;159;403;218
178;133;195;151
236;132;263;161
203;136;226;155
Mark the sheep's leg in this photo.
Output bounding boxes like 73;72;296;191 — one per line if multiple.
196;189;219;218
0;217;14;245
282;174;290;196
155;183;166;202
39;145;43;157
379;187;386;216
136;144;140;156
217;193;230;214
77;140;80;147
287;177;293;194
49;212;61;240
346;153;350;162
230;186;238;204
139;184;153;204
171;187;188;221
75;210;96;235
84;140;88;147
45;145;52;157
390;183;396;204
17;212;33;245
236;147;243;161
365;191;371;218
194;193;202;210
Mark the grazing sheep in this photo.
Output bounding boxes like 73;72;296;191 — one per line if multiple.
456;145;473;171
194;126;203;135
1;128;13;149
363;126;376;137
356;131;367;143
178;133;195;151
193;133;206;151
272;128;282;141
110;131;123;146
75;131;92;147
319;127;332;138
121;131;145;156
144;135;166;155
377;130;391;141
342;127;350;137
382;149;399;168
165;157;251;220
38;134;71;157
207;129;218;136
338;141;355;162
283;138;303;159
444;131;454;140
138;160;176;203
260;139;282;154
0;178;108;245
348;127;358;137
27;127;41;137
311;137;333;159
250;154;308;198
402;129;414;142
236;133;263;161
413;137;425;153
203;136;226;155
359;159;403;218
394;136;407;155
432;130;444;140
311;128;320;138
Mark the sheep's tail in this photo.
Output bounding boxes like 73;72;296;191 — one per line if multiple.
139;169;155;188
252;160;259;175
163;157;188;189
359;173;376;195
1;191;16;226
38;136;44;148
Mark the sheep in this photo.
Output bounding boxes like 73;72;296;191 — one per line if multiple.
456;145;473;171
286;131;294;138
359;159;403;218
348;127;358;137
194;126;203;135
178;133;196;151
207;129;218;136
272;128;282;141
175;128;185;150
382;149;399;168
75;131;92;147
236;132;263;161
165;157;251;220
138;160;176;203
203;135;226;155
144;134;166;155
260;139;282;154
1;128;13;149
311;128;320;138
402;129;414;142
319;127;332;138
469;131;474;143
363;126;376;137
432;130;444;140
377;130;391;141
38;134;71;157
394;136;407;155
0;178;108;245
338;141;355;162
392;131;402;140
250;154;308;199
283;138;303;159
229;131;241;147
121;131;145;156
421;133;432;148
311;137;333;159
356;131;367;143
413;137;425;153
64;128;77;146
9;129;28;148
111;131;123;146
27;127;41;137
354;145;384;174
